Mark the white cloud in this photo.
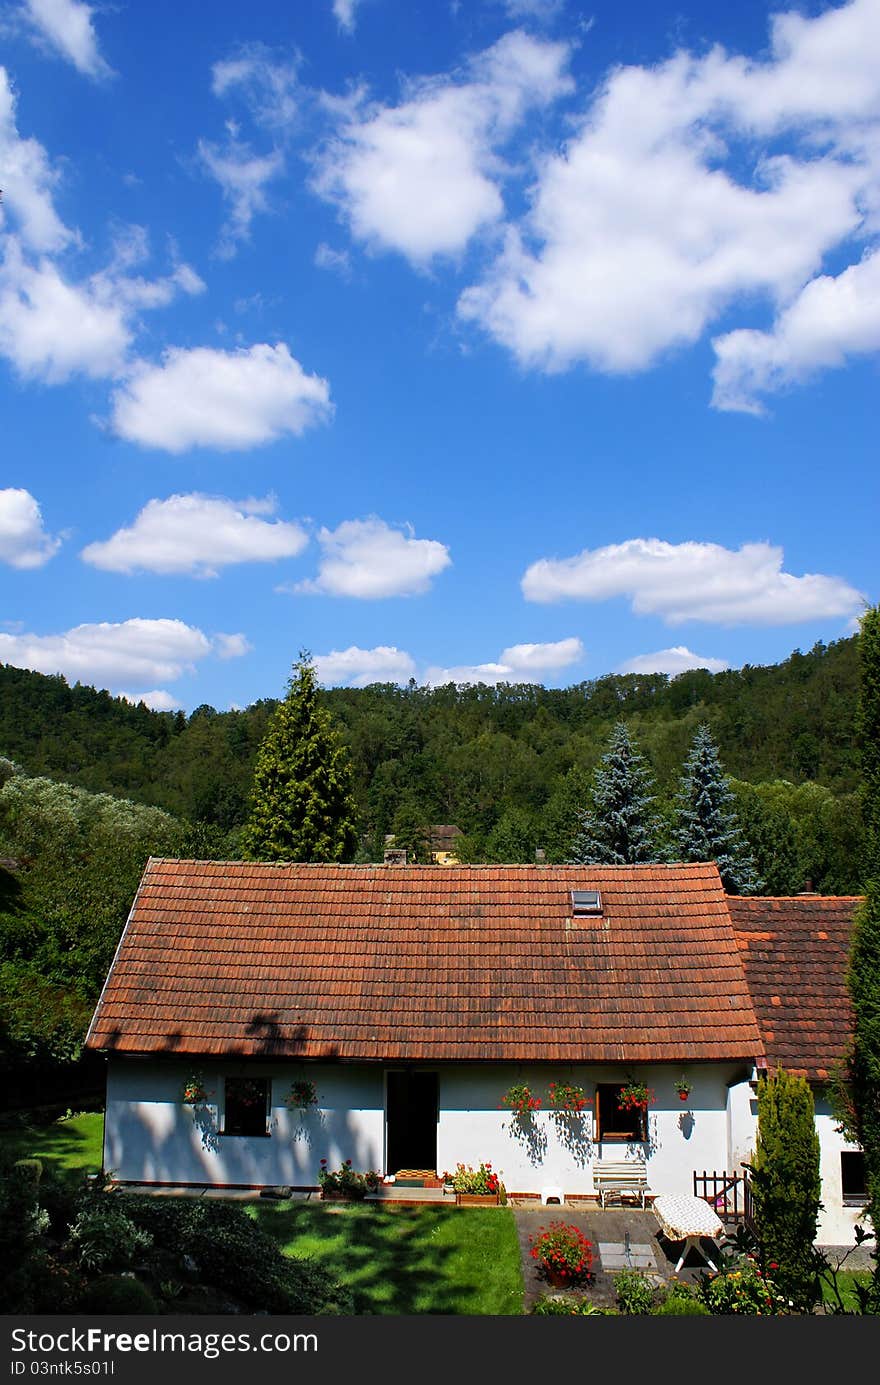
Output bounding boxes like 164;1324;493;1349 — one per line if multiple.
501;0;563;20
424;635;583;686
314;242;352;277
313;29;572;264
211;46;300;129
617;646;729;676
110;343;332;453
522;537;865;626
0;617;224;686
198;137;284;257
314;644;416;686
712;247;880;412
0;67;72;253
294;517;450;598
21;0;112;81
81;493;309;577
332;0;361;34
458;0;879;389
0;487;61;568
117;689;182;712
213;632;252;659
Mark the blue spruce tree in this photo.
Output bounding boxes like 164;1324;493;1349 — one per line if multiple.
674;724;761;894
571;722;666;865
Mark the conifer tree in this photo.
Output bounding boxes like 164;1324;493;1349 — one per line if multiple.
570;722;665;865
847;604;880;1309
242;653;357;863
749;1067;821;1311
674;724;761;893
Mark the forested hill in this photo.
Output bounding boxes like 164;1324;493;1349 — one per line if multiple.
0;635;860;849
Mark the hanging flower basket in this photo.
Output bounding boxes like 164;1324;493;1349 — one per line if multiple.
181;1074;210;1106
285;1079;318;1110
548;1082;591;1113
617;1081;653;1113
501;1084;541;1115
675;1077;692;1102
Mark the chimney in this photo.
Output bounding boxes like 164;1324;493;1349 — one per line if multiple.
534;847;546;864
383;848;407;866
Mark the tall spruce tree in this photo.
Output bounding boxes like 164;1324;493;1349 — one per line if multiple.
570;722;665;865
749;1067;821;1311
242;653;357;863
674;724;761;894
848;604;880;1309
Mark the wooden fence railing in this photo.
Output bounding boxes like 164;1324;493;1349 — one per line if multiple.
693;1169;757;1237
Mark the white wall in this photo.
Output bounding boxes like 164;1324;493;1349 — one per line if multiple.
726;1077;869;1247
105;1057;743;1196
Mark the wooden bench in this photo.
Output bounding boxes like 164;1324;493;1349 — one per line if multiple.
593;1158;650;1208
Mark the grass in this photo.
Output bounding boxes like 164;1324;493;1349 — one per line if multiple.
819;1268;872;1313
0;1110;104;1178
250;1202;525;1315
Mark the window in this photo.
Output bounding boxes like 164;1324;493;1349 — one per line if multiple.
840;1151;867;1205
223;1077;269;1137
595;1083;646;1141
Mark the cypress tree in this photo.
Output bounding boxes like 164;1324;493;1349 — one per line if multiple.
674;724;761;894
848;604;880;1309
749;1067;822;1312
570;722;665;865
242;653;358;863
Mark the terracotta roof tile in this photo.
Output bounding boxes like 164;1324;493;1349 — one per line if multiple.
729;894;861;1081
85;860;763;1064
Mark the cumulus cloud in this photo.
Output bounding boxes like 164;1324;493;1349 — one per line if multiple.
81;493;309;577
198;136;284;257
214;632;252;659
0;617;239;686
712;247;880;412
293;517;450;598
522;537;864;626
313;29;572;264
332;0;361;34
0;67;71;253
424;635;583;686
116;689;182;712
21;0;113;81
617;646;729;676
314;644;416;687
110;343;332;453
0;487;62;568
458;0;880;394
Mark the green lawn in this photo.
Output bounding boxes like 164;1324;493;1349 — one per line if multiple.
0;1110;104;1178
819;1268;872;1313
251;1202;525;1315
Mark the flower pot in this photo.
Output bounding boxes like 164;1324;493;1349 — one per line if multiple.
455;1192;500;1206
543;1267;572;1289
678;1090;690;1101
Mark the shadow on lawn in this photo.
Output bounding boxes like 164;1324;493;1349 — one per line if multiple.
251;1203;518;1315
0;1113;103;1179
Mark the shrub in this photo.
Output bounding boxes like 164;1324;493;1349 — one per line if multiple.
77;1274;158;1314
652;1295;710;1315
317;1160;381;1198
529;1222;594;1283
614;1268;659;1314
68;1206;153;1272
701;1262;789;1315
443;1162;502;1196
532;1295;614;1315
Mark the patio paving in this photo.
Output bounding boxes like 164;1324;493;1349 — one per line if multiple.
512;1204;712;1311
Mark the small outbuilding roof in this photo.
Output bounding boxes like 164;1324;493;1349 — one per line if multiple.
85;859;762;1065
729;894;861;1081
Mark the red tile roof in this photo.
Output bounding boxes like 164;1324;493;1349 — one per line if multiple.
729;895;861;1081
85;859;763;1064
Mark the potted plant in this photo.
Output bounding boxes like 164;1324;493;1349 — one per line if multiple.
501;1083;541;1115
181;1074;210;1105
318;1159;381;1200
548;1082;590;1112
674;1076;692;1102
285;1079;318;1110
529;1221;594;1287
443;1162;505;1205
617;1081;653;1113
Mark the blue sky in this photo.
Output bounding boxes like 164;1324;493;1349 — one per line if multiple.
0;0;877;712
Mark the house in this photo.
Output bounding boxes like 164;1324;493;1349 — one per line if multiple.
729;893;866;1246
85;858;764;1199
83;860;864;1242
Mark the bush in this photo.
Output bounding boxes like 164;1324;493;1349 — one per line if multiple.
68;1205;153;1272
701;1262;789;1315
532;1295;615;1315
652;1295;710;1315
529;1222;594;1283
317;1160;381;1199
77;1275;158;1314
614;1268;659;1314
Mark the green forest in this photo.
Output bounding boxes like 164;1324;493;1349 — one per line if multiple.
0;634;867;1099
